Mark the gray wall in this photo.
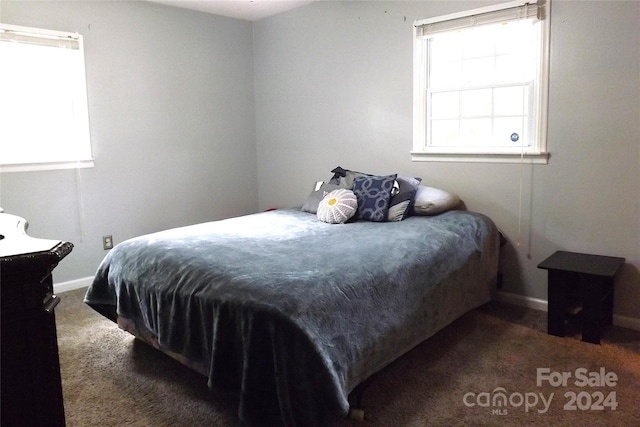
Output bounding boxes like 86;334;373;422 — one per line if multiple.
1;1;638;322
0;1;258;282
253;1;640;320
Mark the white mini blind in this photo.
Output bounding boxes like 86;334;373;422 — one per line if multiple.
0;24;93;171
415;0;540;38
0;28;79;49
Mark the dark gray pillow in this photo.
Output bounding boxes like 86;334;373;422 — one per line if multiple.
301;183;343;214
328;166;370;189
387;176;422;221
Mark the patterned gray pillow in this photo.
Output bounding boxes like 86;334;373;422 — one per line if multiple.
352;174;397;222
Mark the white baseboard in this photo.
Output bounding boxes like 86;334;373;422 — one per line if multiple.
495;291;548;312
54;276;93;294
612;314;640;332
495;291;640;332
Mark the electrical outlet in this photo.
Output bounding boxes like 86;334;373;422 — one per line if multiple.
102;235;113;250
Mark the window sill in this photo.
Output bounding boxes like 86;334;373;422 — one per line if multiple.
0;159;95;173
411;151;550;164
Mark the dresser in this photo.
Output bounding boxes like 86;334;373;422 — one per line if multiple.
1;212;72;426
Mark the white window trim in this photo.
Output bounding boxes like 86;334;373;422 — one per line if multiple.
0;24;94;173
0;160;94;173
412;0;551;164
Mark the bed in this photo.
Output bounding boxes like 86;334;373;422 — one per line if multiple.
84;207;499;426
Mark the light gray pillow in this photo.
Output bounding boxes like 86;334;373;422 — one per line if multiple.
301;183;344;214
412;185;461;215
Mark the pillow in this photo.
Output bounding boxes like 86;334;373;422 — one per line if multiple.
328;166;350;183
352;174;397;222
412;185;461;215
328;166;371;189
317;189;358;224
387;176;422;221
301;183;343;214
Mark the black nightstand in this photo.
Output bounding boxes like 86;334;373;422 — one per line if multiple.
538;251;625;344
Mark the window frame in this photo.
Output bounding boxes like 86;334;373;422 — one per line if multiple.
0;23;94;173
412;0;550;164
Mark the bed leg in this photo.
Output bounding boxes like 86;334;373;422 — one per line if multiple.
349;408;365;421
347;379;369;421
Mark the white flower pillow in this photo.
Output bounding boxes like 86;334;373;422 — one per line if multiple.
317;189;358;224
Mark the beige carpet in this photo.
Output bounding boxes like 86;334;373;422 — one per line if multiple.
56;288;640;426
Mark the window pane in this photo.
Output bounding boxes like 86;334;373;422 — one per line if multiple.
494;117;527;146
460;118;491;145
495;54;531;83
460;89;492;117
494;86;525;116
462;57;495;85
429;60;462;88
430;34;462;62
430;91;459;119
430;119;459;146
496;20;534;54
463;26;495;58
428;35;463;87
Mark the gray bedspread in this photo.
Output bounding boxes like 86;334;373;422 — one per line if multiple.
84;208;499;426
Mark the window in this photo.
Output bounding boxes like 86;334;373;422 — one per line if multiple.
412;0;550;163
0;24;93;172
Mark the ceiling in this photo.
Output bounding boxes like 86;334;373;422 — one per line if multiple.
145;0;315;21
